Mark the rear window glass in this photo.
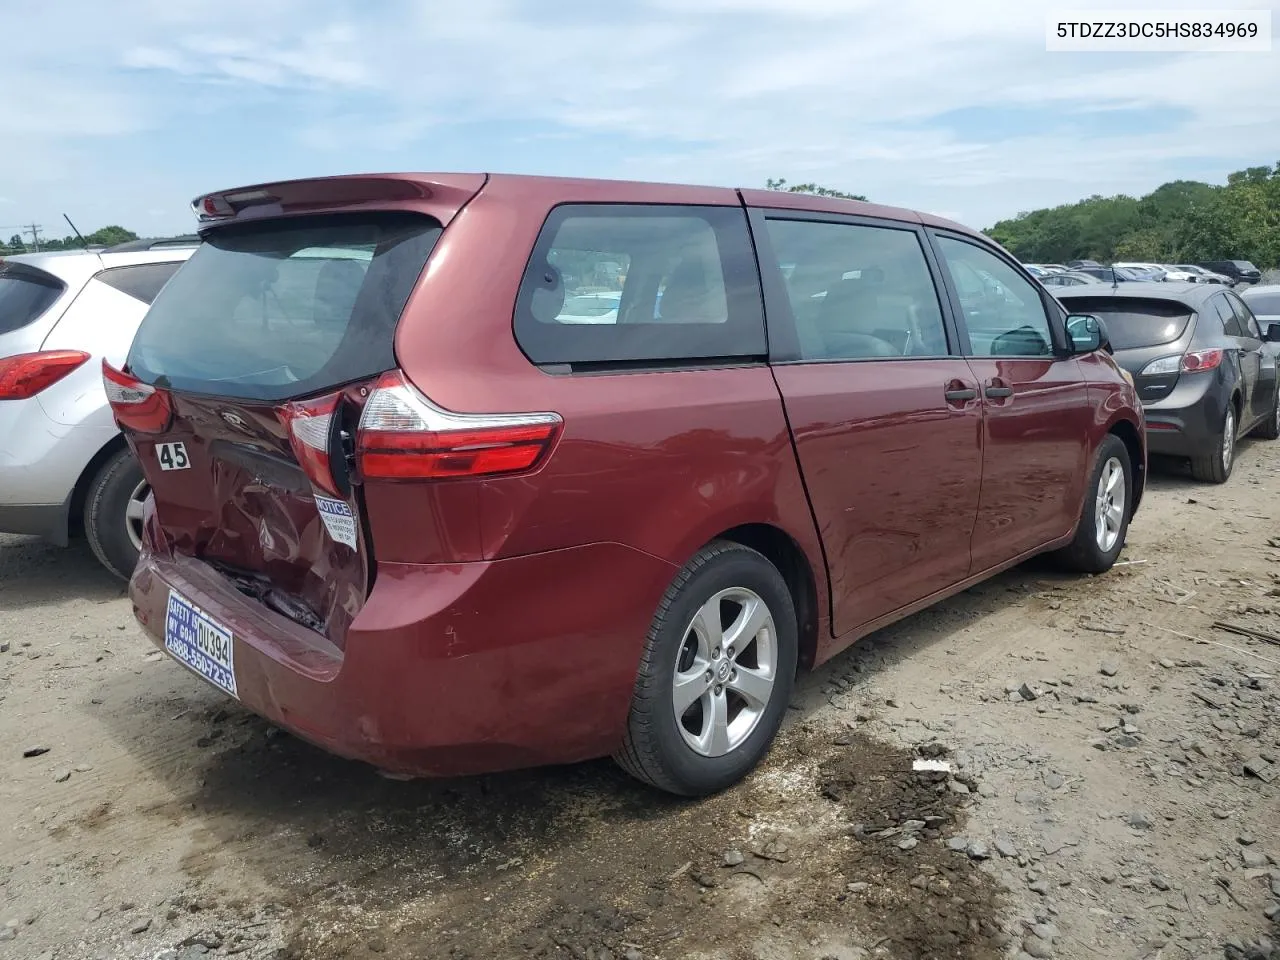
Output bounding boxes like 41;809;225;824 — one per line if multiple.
514;204;765;367
128;213;441;401
0;263;65;335
1244;292;1280;316
1060;297;1192;349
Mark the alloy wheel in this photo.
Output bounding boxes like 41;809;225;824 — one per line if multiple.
672;587;777;758
1222;409;1235;473
1093;456;1126;553
125;480;149;552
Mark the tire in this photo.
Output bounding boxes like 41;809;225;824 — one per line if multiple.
1190;404;1236;484
1055;434;1133;574
614;541;798;796
84;449;148;581
1250;388;1280;441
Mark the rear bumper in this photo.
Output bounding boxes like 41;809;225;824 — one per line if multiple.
130;534;677;777
1142;373;1230;458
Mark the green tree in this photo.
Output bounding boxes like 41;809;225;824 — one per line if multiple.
765;178;867;202
7;234;21;249
984;165;1280;269
87;226;138;247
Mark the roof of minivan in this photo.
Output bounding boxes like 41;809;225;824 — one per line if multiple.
193;171;985;239
1055;281;1220;308
3;246;196;287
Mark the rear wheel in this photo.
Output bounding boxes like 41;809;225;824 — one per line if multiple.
615;541;798;796
1190;405;1235;484
1250;388;1280;441
1055;434;1132;574
84;449;148;581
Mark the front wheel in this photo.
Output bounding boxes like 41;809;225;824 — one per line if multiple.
84;449;148;581
1055;435;1132;574
615;541;798;796
1190;405;1235;484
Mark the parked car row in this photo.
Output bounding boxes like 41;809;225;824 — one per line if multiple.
1023;260;1257;286
1055;281;1280;483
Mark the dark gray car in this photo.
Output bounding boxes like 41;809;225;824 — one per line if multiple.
1058;283;1280;483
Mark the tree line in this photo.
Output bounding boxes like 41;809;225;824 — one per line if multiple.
985;163;1280;268
1;225;139;255
11;164;1274;270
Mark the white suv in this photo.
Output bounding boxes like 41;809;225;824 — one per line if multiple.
0;239;197;578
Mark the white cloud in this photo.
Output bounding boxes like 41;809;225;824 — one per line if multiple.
0;0;1277;234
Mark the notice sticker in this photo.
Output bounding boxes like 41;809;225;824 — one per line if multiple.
315;495;358;550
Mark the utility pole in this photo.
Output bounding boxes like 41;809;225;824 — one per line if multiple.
25;223;43;252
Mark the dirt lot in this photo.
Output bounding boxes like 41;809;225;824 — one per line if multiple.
2;442;1279;960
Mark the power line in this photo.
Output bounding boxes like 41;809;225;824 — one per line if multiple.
0;223;43;251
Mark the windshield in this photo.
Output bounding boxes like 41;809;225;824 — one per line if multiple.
0;263;65;335
1061;297;1193;349
128;213;441;402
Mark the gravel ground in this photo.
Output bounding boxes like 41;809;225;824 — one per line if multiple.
2;442;1279;960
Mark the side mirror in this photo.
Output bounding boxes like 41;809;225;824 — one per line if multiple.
1265;323;1280;343
1065;314;1112;354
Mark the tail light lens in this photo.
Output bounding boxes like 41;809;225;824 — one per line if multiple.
1140;355;1180;376
0;350;90;400
357;371;562;481
281;393;343;496
1140;350;1223;377
1181;349;1223;373
102;360;172;433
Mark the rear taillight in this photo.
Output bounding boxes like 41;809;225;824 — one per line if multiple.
0;350;90;400
1140;349;1223;377
1181;349;1223;373
102;360;172;433
356;371;562;481
281;393;343;496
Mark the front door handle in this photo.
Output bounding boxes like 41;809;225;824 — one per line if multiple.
944;387;977;402
984;384;1014;399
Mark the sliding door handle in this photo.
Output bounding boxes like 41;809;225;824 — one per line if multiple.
984;385;1014;399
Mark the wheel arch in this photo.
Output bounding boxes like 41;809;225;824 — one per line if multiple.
1105;416;1146;513
67;433;130;538
710;523;820;672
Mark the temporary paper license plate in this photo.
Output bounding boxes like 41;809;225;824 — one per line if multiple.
164;590;238;698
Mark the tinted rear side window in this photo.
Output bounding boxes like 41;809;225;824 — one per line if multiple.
97;262;184;305
762;218;949;360
0;263;65;335
128;213;441;401
514;204;765;367
1061;297;1193;349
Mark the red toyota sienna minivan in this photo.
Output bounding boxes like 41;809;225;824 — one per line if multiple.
108;173;1145;796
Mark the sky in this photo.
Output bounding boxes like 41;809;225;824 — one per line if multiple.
1;0;1277;241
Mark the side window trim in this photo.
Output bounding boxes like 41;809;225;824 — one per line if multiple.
1225;291;1262;339
745;206;961;364
1214;294;1244;336
1209;294;1232;334
925;229;1068;358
